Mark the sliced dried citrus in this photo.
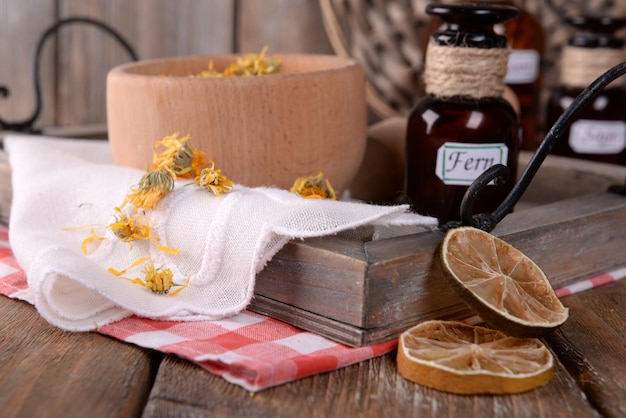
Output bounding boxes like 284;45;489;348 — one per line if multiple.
397;320;555;394
439;226;568;337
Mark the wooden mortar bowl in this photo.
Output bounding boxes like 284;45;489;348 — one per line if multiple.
106;54;367;193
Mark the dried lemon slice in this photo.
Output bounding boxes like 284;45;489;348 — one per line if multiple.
439;226;568;337
397;320;555;394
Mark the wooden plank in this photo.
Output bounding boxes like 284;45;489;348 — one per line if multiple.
0;148;10;225
544;280;626;418
488;192;626;286
0;296;156;417
0;0;57;129
237;0;334;54
251;294;470;347
254;236;369;327
143;341;600;417
56;0;236;126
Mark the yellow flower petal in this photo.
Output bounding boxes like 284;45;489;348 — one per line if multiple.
290;172;337;200
81;228;106;255
154;244;180;255
108;256;152;277
195;46;281;77
194;161;234;196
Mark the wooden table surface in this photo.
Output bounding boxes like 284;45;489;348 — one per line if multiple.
1;144;626;417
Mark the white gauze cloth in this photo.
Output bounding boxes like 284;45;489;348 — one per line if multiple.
5;135;437;331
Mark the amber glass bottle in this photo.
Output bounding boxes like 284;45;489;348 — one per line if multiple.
546;16;626;165
424;0;544;151
406;3;521;225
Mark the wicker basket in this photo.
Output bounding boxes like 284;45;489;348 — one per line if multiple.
320;0;625;120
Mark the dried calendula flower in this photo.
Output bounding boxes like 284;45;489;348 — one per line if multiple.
191;46;280;78
153;133;207;178
108;207;151;242
106;207;179;254
290;172;337;200
194;161;233;196
135;262;190;296
223;46;281;76
137;262;175;294
126;168;175;211
109;259;189;296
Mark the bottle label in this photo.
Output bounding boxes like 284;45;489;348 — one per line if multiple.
504;49;540;84
436;142;509;186
569;120;626;154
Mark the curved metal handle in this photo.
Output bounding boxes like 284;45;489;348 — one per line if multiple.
445;61;626;232
0;16;138;132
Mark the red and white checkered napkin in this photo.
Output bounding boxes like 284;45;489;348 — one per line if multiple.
0;225;395;392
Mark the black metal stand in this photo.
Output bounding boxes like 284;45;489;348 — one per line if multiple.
0;16;138;133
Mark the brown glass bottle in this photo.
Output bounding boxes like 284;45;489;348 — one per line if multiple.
423;0;544;151
547;16;626;166
406;3;521;225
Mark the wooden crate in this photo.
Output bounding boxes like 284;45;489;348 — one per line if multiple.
249;121;626;346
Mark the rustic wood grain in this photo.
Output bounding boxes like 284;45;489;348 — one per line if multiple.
544;280;626;418
142;340;600;417
237;0;334;54
254;236;369;327
0;0;57;128
0;148;10;225
0;296;157;418
56;0;236;126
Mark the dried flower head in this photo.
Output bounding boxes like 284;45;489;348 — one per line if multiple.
224;46;281;76
139;262;174;294
133;262;190;296
290;172;337;200
109;259;189;296
194;161;233;196
190;47;280;78
126;169;175;211
153;133;207;178
107;207;151;242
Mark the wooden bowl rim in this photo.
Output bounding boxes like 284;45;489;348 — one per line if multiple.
108;53;362;82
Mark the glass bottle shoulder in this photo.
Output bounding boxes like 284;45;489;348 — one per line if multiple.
407;95;519;138
548;86;626;119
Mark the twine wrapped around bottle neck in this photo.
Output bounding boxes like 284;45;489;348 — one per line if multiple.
424;42;511;98
561;45;626;88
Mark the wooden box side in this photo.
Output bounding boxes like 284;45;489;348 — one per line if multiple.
254;236;370;327
491;192;626;286
362;230;467;329
362;192;626;330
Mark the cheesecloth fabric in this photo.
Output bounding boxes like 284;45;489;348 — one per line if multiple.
5;135;437;331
